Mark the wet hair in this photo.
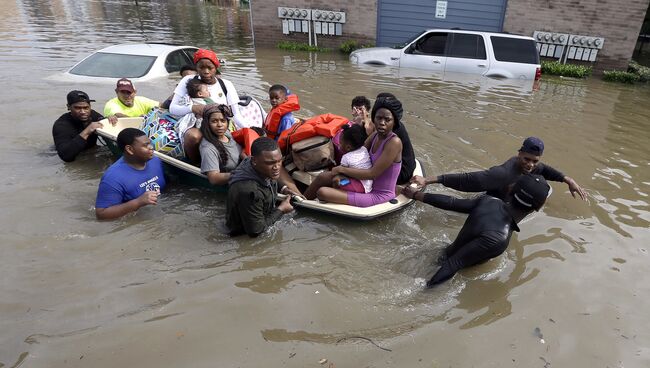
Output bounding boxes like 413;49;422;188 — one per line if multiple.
200;104;234;168
269;84;288;95
371;96;403;130
251;137;279;157
351;96;371;110
376;92;396;99
340;124;367;151
117;128;146;151
180;65;196;75
187;78;207;98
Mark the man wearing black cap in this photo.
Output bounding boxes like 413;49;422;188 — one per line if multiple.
410;136;586;200
403;173;551;287
52;90;105;162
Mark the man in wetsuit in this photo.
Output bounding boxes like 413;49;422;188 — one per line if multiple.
403;173;550;287
52;90;104;162
410;137;586;200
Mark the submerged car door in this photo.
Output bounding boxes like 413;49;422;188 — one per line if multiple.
399;32;448;73
444;33;489;76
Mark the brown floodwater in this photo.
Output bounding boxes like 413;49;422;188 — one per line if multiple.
1;1;649;367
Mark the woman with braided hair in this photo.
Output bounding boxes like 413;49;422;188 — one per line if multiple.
311;96;404;207
199;104;244;186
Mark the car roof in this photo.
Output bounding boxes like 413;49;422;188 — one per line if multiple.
97;43;197;56
425;29;534;40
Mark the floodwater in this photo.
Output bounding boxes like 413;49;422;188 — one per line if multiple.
1;1;649;367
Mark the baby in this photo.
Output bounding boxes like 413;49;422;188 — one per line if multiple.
337;124;372;193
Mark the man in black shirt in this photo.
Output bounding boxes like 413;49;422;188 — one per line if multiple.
403;174;551;287
410;136;586;200
52;90;105;162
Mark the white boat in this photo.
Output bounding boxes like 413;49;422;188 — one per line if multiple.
96;116;423;220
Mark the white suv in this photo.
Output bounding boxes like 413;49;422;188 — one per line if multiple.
350;29;541;80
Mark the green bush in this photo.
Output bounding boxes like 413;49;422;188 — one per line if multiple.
541;61;592;78
602;70;639;83
277;41;329;52
339;40;375;54
628;61;650;82
339;40;359;54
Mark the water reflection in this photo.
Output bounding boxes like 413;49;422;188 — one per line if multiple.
3;1;650;367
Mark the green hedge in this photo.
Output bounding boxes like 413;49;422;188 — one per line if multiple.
602;70;639;83
628;61;650;82
277;41;329;52
541;61;592;78
339;40;374;54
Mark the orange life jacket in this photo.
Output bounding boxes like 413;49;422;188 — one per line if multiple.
263;94;300;140
277;113;349;153
231;128;261;156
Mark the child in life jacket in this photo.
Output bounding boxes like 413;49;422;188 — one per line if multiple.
303;124;372;199
265;84;300;140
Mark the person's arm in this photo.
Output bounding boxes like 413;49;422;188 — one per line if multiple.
562;176;587;200
169;75;194;116
200;141;233;186
404;187;478;214
333;136;402;180
536;163;587;200
52;119;103;162
206;171;231;186
238;189;285;237
276;114;294;137
437;165;509;192
96;191;159;220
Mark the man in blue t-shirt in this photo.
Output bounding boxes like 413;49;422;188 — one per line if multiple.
95;128;166;220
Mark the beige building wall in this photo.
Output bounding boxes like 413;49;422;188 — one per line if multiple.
503;0;650;70
250;0;377;48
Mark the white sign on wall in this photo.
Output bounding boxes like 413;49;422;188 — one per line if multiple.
435;0;447;19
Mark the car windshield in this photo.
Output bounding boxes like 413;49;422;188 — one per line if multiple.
391;30;428;49
69;52;157;78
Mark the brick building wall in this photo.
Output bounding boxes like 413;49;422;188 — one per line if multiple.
503;0;650;70
250;0;377;49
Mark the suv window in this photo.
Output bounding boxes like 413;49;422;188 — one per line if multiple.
412;32;448;55
448;33;486;60
490;36;540;64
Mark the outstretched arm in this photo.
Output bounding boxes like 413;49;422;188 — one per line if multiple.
411;165;509;193
402;186;478;214
537;163;587;200
563;176;587;200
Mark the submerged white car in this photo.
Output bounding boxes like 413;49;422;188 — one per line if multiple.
63;44;199;82
350;29;541;80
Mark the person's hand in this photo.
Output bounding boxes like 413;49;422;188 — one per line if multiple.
81;121;104;139
331;166;343;176
87;121;104;133
137;191;159;207
191;104;206;116
565;177;587;201
280;185;304;199
409;175;426;188
402;184;419;199
332;175;343;188
277;196;294;213
108;115;118;126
